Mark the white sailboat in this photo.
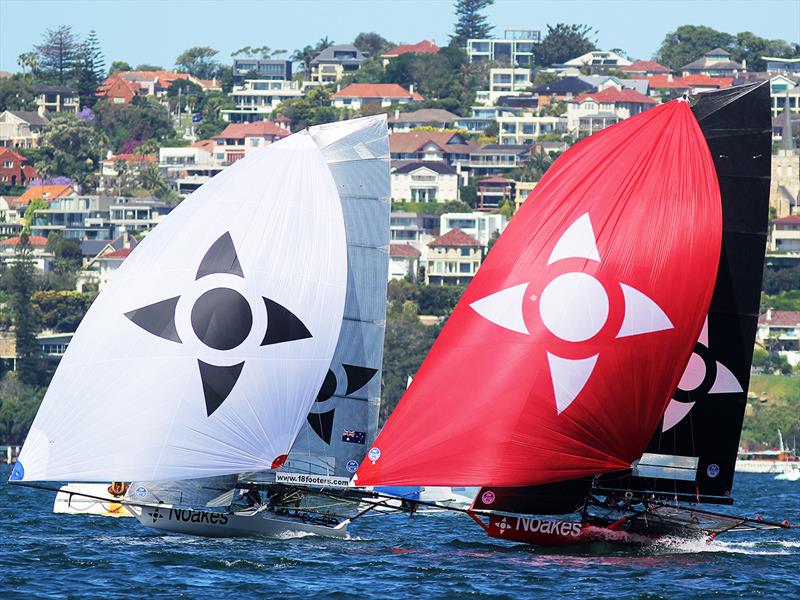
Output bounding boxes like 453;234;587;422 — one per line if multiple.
11;115;390;538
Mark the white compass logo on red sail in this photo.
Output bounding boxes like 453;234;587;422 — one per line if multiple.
470;213;674;414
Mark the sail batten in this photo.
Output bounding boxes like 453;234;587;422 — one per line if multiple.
356;101;723;488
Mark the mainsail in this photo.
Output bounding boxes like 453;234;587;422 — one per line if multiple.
285;116;390;478
12;129;349;483
631;82;772;503
356;99;723;488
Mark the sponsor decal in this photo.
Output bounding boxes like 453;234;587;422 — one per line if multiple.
134;486;148;498
346;460;359;473
368;447;381;463
496;517;511;535
155;508;230;526
511;517;582;537
341;430;366;445
480;490;496;505
707;463;720;478
275;472;350;488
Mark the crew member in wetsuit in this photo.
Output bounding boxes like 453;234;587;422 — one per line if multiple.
244;484;262;508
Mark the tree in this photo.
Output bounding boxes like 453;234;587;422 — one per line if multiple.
45;232;82;275
0;374;44;445
0;76;36;112
135;64;163;72
34;113;103;187
7;234;42;386
486;229;500;254
655;25;735;71
451;0;495;47
354;32;393;57
499;199;514;219
108;60;132;74
536;23;597;67
175;46;219;79
17;51;39;74
35;25;81;85
734;31;799;72
291;45;317;79
74;30;106;108
30;290;94;333
274;87;337;131
94;98;174;152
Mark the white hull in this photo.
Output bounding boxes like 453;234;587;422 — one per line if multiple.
130;505;349;539
774;469;800;481
54;484;133;518
735;460;800;474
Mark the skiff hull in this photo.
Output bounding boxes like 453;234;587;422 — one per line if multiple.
130;505;349;539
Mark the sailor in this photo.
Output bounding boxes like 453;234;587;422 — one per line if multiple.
243;484;262;508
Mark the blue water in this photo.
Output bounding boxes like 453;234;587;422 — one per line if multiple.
1;467;798;598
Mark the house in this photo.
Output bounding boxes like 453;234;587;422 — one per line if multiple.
222;79;303;122
467;30;541;66
530;76;596;106
159;142;224;196
765;75;800;118
388;243;421;281
389;131;478;171
577;75;649;96
211;120;290;164
232;59;292;85
561;50;633;70
496;113;567;145
0;148;37;187
771;215;800;251
18;183;77;203
0;110;49;149
681;48;745;77
757;309;800;352
100;153;157;191
310;44;367;84
382;40;439;66
0;235;53;270
515;181;538;209
637;74;733;99
29;195;114;240
389;212;439;251
475;67;535;105
387;108;460;132
96;71;217;103
476;177;515;209
0;196;23;236
425;228;482;286
95;76;140;104
764;56;800;75
331;83;423;110
439;212;507;247
97;246;134;290
33;85;79;114
468;145;531;178
390;161;459;203
770;103;799;218
454;105;522;134
566;88;658;137
621;60;672;77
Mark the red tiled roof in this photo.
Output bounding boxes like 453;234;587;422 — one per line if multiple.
390;243;421;257
772;215;800;224
389;131;478;154
429;227;481;248
479;176;514;184
574;88;658;105
1;235;48;247
96;76;139;99
632;74;733;90
18;184;75;202
759;311;800;327
621;60;671;74
191;139;215;153
102;153;157;164
333;83;424;101
383;40;440;58
213;121;290;140
101;247;134;259
0;147;26;163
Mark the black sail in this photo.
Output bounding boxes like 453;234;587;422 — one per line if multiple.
627;82;772;504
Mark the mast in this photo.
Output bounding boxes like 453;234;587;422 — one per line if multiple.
627;82;771;504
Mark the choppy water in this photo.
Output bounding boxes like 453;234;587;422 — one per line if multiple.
0;467;798;598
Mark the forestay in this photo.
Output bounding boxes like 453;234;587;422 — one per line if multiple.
12;131;347;482
357;100;723;488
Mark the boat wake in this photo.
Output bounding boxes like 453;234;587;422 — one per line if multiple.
652;536;796;556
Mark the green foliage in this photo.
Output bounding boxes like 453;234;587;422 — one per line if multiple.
354;32;394;57
762;265;800;295
0;75;36;112
510;151;555;182
536;23;597;67
761;290;800;312
486;229;500;254
17;51;39;74
0;374;44;444
22;198;49;230
135;64;163;72
46;232;82;273
30;290;95;333
343;56;386;85
6;235;43;386
735;31;799;73
175;46;219;79
291;45;317;79
741;375;800;448
74;30;106;108
109;60;132;74
34;113;103;187
94;98;174;152
417;285;465;316
499;199;514;219
451;0;494;47
459;184;477;208
390;200;470;215
274;87;338;131
34;24;80;85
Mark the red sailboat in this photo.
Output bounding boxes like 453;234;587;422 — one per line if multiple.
356;82;793;545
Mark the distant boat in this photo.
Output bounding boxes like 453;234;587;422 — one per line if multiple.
738;430;800;474
356;82;794;545
11;115;391;539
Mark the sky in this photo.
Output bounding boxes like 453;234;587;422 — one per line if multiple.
0;0;798;73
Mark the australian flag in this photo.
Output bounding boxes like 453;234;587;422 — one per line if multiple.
342;429;366;444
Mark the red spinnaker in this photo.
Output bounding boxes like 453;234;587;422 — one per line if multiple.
357;100;722;487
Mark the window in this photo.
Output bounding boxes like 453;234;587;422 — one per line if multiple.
460;247;471;257
459;263;471;273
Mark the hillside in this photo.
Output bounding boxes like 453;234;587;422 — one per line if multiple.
741;375;800;449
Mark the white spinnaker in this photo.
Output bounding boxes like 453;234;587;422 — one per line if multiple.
14;131;347;482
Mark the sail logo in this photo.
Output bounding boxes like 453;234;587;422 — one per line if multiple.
306;364;378;445
661;316;743;432
470;213;673;414
124;232;313;417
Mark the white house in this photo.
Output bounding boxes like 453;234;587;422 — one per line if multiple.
562;50;632;69
221;79;303;122
425;228;483;286
497;114;567;145
388;244;421;281
391;161;459;203
439;212;507;248
159;143;224;196
566;87;658;137
0;110;49;149
331;83;423;111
